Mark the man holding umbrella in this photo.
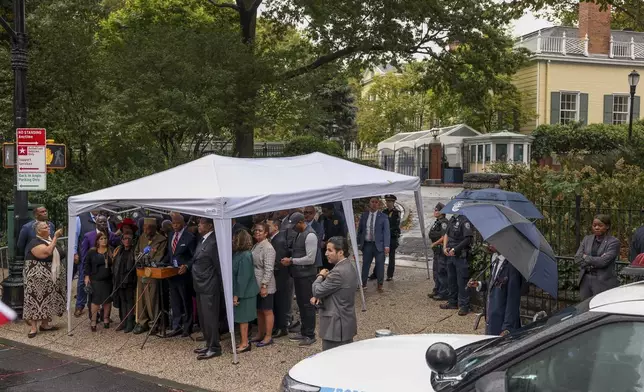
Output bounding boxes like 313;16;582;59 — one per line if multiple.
467;244;523;336
440;212;474;316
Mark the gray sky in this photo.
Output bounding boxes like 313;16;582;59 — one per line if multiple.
511;12;555;37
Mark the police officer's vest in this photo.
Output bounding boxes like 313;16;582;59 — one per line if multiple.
290;226;317;278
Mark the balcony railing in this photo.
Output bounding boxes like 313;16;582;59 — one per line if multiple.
610;36;644;60
517;30;644;60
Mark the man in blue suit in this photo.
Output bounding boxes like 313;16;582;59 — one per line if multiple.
357;197;390;292
468;245;523;336
163;213;197;337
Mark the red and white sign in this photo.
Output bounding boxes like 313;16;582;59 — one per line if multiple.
0;300;17;326
17;128;47;191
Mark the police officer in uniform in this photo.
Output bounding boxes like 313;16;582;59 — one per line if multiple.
439;212;474;316
427;203;449;300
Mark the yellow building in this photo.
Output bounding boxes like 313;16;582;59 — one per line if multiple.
514;3;644;132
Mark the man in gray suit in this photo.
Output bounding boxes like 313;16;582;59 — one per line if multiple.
312;236;358;351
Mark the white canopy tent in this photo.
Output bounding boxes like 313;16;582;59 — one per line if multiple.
66;152;429;363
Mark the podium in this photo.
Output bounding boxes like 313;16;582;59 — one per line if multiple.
136;267;179;349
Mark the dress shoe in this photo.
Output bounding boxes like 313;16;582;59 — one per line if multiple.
377;284;384;292
115;323;126;332
368;274;377;281
298;337;317;347
132;324;149;335
166;328;183;338
427;292;437;299
195;335;205;342
458;307;470;316
287;320;301;333
124;324;135;334
440;303;458;310
181;330;191;338
289;333;307;342
272;328;288;338
197;350;222;360
432;295;448;301
193;347;209;354
73;308;84;318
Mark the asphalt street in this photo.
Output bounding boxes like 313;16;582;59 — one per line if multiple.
0;338;202;392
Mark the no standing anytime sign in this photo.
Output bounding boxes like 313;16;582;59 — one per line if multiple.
17;128;47;191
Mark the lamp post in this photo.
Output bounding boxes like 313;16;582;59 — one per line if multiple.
0;0;30;315
430;127;439;141
628;70;640;142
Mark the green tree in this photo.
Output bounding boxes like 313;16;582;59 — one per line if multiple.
535;0;644;31
207;0;561;156
420;29;534;133
356;70;433;145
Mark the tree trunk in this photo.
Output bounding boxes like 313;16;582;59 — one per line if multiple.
233;0;259;157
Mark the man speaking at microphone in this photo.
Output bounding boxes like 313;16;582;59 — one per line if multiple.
132;218;168;335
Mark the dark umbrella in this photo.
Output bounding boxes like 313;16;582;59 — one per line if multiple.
441;188;544;219
457;203;558;298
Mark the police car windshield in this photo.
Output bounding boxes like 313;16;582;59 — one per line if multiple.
446;298;592;378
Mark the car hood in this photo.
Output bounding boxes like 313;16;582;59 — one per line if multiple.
288;334;494;392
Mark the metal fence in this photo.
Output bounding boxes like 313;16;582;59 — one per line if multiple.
515;195;644;316
534;195;643;258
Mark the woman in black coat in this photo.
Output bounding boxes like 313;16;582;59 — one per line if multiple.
574;214;620;300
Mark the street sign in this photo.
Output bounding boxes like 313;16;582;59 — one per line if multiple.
16;128;46;191
3;142;67;169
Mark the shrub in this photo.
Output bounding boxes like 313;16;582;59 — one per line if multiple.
282;136;346;158
531;121;644;165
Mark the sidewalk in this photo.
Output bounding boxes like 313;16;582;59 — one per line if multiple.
0;338;202;392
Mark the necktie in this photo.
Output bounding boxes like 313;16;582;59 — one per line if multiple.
367;213;374;241
172;233;179;253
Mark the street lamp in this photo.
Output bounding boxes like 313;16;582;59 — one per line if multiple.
628;70;640;142
0;0;30;315
430;128;439;141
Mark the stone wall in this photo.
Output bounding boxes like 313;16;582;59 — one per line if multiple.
463;172;514;190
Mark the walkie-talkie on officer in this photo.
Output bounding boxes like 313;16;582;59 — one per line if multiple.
427;203;449;301
439;212;474;316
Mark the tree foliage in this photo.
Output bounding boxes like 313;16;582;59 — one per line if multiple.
534;0;644;31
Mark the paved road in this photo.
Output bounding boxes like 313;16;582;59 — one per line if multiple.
0;338;201;392
396;187;462;261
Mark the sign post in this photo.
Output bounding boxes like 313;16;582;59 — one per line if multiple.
16;128;46;191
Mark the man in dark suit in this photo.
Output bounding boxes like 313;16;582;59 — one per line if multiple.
163;213;197;337
267;217;292;338
192;218;222;360
468;245;523;336
319;203;348;271
357;197;390;292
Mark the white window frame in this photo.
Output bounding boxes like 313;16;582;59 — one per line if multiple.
612;94;630;125
559;91;580;124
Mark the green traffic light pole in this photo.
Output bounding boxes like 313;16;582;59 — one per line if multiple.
0;0;31;315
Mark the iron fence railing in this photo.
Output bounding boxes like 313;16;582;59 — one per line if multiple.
521;256;635;317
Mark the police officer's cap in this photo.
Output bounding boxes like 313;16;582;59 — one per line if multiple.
384;194;397;201
434;202;445;211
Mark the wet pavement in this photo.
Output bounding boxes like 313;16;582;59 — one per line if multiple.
0;338;202;392
395;187;462;259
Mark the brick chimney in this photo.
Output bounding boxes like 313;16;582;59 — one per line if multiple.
578;1;611;54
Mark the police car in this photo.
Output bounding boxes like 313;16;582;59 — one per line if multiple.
282;280;644;392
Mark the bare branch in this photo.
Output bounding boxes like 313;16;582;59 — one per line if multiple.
281;45;385;80
0;16;16;41
206;0;240;11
